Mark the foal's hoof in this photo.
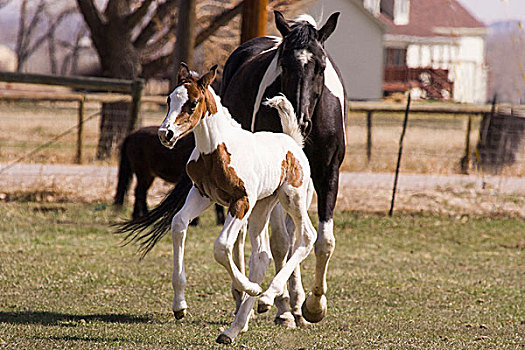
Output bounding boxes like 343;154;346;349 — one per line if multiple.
301;294;327;323
216;333;232;344
256;300;271;314
173;309;187;320
274;313;296;328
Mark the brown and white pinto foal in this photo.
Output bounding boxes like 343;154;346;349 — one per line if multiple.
157;64;316;343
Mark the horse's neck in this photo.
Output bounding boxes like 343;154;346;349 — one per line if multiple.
193;102;235;155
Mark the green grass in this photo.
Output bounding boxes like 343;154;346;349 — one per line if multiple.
0;202;523;349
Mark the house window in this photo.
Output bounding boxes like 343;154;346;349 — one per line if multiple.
385;48;407;67
380;0;394;20
394;0;410;25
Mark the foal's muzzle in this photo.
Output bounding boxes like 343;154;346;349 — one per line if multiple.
158;127;176;149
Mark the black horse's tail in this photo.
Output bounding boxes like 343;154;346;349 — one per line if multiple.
114;138;132;206
115;172;193;258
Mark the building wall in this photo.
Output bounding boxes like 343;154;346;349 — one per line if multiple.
403;36;487;103
310;0;385;100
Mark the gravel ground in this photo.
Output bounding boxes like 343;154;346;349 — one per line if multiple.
1;163;524;217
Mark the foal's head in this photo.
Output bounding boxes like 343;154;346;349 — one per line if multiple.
158;64;218;149
274;11;339;134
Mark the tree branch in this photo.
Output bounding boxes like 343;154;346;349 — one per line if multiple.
24;8;76;61
76;0;105;38
194;1;243;48
126;0;155;29
141;53;172;78
133;0;178;49
22;0;46;53
104;0;129;19
142;25;176;57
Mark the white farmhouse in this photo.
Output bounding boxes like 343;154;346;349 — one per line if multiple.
373;0;489;103
309;0;488;103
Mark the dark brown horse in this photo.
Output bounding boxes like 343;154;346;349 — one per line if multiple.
114;126;224;224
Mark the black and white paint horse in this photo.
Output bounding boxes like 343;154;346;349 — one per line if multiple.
118;10;346;330
220;11;346;326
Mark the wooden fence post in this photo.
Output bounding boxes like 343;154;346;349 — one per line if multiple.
366;111;373;162
128;79;145;134
75;96;85;164
460;115;472;174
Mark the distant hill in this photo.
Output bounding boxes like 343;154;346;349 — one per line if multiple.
486;20;525;104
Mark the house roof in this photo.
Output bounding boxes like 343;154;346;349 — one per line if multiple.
348;0;388;31
381;0;486;37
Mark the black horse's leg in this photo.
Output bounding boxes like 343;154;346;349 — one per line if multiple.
301;145;344;323
132;174;154;219
215;204;225;225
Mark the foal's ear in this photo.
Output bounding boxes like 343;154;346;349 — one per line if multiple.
177;62;191;84
274;11;291;37
198;64;218;88
317;12;340;43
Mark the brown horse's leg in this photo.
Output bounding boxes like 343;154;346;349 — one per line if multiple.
132;173;154;219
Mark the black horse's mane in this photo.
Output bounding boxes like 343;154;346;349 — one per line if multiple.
284;21;318;50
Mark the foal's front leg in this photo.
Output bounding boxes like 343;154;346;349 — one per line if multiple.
170;186;212;319
214;198;262;296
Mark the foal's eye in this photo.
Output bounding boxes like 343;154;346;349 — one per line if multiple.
190;100;198;110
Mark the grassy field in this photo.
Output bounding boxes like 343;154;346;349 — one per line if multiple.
0;202;523;349
3;100;524;176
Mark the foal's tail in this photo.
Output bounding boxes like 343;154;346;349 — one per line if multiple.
264;94;304;148
114;138;132;207
114;172;193;258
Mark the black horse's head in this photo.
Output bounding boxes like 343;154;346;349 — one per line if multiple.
274;11;339;134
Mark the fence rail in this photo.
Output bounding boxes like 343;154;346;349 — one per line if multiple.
349;101;497;172
0;72;149;164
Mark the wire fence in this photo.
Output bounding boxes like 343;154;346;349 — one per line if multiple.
0;96;524;216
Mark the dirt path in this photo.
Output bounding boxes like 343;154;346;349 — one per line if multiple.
1;163;524;217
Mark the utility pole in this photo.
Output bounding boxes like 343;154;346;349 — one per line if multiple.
240;0;268;44
171;0;196;89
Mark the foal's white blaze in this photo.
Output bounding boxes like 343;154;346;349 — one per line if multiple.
295;49;313;67
324;57;346;144
159;85;189;145
252;51;282;132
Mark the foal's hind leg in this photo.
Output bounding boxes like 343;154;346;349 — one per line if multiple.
170;186;211;319
258;186;316;313
218;197;275;344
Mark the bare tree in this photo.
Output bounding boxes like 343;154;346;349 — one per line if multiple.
75;0;249;159
16;0;75;72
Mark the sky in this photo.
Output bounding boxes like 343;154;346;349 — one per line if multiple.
457;0;525;25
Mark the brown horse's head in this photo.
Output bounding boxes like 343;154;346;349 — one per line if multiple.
158;63;218;149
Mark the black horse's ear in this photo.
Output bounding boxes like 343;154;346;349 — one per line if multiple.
177;62;191;83
274;11;291;37
317;12;340;43
198;64;218;88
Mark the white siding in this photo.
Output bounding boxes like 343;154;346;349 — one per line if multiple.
310;0;385;100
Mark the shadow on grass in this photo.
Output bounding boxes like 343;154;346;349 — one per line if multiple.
0;311;154;326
